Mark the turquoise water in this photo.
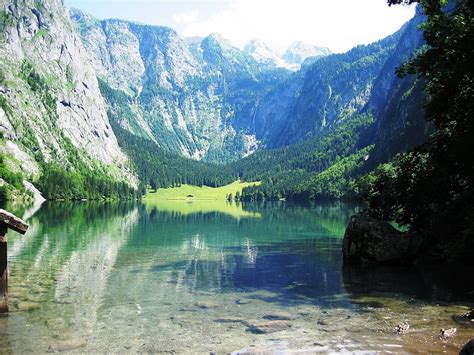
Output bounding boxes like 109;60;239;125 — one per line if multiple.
0;201;472;353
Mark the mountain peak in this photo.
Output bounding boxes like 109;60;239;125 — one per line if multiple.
282;41;332;65
204;33;233;49
243;39;331;70
243;40;280;65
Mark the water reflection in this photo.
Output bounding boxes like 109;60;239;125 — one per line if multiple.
343;263;474;303
2;202;139;352
0;200;472;353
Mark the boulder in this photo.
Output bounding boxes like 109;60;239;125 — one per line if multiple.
342;215;423;264
460;339;474;355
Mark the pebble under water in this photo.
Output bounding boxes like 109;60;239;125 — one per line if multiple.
0;200;473;353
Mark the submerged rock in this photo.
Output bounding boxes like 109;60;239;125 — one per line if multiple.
16;301;41;312
47;339;87;352
396;321;410;334
262;312;295;321
246;320;292;334
214;317;245;324
439;327;457;339
235;298;252;305
194;301;218;309
453;309;474;328
342;215;423;264
463;310;474;320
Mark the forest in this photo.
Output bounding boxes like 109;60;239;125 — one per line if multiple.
3;0;472;235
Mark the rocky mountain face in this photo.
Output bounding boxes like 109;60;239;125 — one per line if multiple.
72;9;290;162
243;40;282;67
243;10;428;152
365;6;431;166
0;0;134;184
0;0;427;198
241;29;405;148
282;41;332;66
72;8;422;164
244;40;331;70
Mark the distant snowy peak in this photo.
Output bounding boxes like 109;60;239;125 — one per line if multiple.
282;41;332;65
244;40;281;65
244;39;331;70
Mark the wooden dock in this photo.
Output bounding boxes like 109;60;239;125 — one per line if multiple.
0;209;29;313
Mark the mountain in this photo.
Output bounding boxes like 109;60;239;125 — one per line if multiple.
364;5;431;167
0;0;429;203
240;30;405;149
282;41;332;66
243;40;282;66
0;0;136;201
71;9;414;164
71;9;291;163
244;40;332;70
232;9;429;201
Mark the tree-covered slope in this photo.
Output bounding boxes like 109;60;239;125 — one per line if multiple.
363;5;431;167
71;9;290;163
364;0;474;262
0;0;137;202
71;8;416;164
231;8;429;201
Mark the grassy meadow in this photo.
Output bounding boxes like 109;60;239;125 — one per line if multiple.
143;181;261;201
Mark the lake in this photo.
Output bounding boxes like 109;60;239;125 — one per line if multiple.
1;200;473;353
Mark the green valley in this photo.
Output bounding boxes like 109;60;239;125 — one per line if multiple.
144;181;261;201
0;0;473;352
0;0;472;264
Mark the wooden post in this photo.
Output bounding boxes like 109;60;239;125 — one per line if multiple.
0;223;8;313
0;209;29;314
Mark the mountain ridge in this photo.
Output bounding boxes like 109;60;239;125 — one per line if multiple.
243;39;332;70
0;0;136;189
0;0;428;203
71;7;418;164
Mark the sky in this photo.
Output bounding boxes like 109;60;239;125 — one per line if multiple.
65;0;416;53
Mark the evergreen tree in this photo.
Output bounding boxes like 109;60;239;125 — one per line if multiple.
368;0;474;251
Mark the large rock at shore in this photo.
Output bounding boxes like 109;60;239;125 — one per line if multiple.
460;339;474;355
342;215;423;264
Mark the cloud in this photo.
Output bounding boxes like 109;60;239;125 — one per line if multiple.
66;0;416;53
177;0;416;52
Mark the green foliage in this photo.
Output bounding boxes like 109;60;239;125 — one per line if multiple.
31;29;51;43
0;155;24;191
0;154;25;204
111;122;238;190
294;146;374;200
19;61;56;113
235;114;375;201
65;65;75;87
38;163;139;201
0;95;12;118
0;10;14;31
368;0;474;242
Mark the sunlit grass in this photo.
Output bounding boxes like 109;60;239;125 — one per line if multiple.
143;199;261;219
142;181;262;219
143;181;261;201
